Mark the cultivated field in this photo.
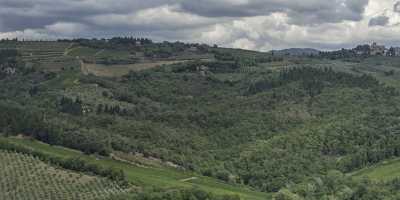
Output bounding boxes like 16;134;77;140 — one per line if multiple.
0;137;269;200
0;150;127;200
15;41;79;72
18;41;71;61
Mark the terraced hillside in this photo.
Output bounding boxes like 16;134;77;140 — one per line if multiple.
19;41;70;60
68;45;215;77
17;41;79;71
0;150;127;200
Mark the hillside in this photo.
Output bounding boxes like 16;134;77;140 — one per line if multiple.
0;149;127;200
352;158;400;181
0;136;267;200
3;39;400;199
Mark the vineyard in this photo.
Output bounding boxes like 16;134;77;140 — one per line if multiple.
17;41;79;72
0;150;128;200
0;137;269;200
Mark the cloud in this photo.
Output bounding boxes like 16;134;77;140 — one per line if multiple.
2;0;400;51
89;5;217;31
369;15;390;26
45;22;88;36
179;0;370;25
0;29;53;40
232;38;257;50
0;0;178;31
395;1;400;12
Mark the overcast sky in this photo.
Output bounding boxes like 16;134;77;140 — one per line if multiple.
1;0;400;51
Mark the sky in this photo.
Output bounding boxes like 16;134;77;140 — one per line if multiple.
1;0;400;51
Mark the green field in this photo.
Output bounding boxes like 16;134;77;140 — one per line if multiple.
0;137;269;200
351;158;400;181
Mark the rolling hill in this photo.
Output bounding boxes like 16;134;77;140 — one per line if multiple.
3;38;400;199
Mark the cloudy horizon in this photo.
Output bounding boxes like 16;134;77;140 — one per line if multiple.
1;0;400;51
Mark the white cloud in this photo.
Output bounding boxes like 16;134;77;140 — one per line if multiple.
0;29;53;40
232;38;257;49
45;22;88;36
88;5;218;30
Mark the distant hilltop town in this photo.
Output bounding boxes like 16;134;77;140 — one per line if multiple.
354;42;400;57
317;42;400;60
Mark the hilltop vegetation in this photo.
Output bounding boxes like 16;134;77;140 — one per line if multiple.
3;38;400;199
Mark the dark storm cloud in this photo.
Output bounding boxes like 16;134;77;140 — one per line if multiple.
0;16;55;32
0;0;177;31
368;15;390;26
1;0;34;8
179;0;370;25
0;0;370;32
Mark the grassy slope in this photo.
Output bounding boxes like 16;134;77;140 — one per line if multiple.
351;158;400;181
0;137;269;200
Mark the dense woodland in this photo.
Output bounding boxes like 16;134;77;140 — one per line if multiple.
3;40;400;199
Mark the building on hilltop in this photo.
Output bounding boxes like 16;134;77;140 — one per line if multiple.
387;47;400;57
370;42;386;56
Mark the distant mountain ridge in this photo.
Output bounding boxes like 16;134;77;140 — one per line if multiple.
271;48;320;56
